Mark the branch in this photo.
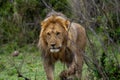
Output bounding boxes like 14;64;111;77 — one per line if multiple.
41;0;54;11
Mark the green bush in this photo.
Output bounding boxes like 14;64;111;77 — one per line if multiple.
0;0;71;48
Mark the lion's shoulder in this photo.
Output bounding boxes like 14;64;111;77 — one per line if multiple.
67;22;86;50
69;22;85;39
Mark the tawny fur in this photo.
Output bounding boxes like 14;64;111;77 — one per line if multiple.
38;12;87;80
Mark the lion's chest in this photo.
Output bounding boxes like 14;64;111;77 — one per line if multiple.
50;49;74;63
50;52;65;62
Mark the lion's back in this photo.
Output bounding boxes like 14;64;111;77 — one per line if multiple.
68;22;87;51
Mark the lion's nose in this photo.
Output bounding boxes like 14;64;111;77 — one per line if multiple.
51;43;56;48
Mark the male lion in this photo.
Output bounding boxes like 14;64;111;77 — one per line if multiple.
38;12;87;80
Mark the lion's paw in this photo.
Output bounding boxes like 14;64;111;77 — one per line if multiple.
59;70;73;80
59;70;68;80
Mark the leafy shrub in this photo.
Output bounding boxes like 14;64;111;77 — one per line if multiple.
0;0;71;48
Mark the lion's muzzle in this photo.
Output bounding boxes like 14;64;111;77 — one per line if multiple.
50;43;61;53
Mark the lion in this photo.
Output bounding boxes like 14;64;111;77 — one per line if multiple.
38;12;87;80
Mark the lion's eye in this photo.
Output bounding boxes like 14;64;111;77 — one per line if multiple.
47;32;50;36
56;32;60;36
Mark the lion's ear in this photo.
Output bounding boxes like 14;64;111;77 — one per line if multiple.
40;21;47;30
64;20;70;31
65;20;70;27
41;21;45;27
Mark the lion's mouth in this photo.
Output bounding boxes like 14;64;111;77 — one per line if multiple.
50;48;60;53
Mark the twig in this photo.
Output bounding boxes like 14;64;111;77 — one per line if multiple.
41;0;54;11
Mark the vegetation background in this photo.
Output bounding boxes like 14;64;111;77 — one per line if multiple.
0;0;120;80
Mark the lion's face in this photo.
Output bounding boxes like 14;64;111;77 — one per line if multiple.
39;15;70;53
44;23;66;53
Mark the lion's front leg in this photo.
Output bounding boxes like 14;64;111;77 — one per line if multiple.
59;59;76;80
59;53;83;80
59;66;75;80
43;60;54;80
75;52;83;79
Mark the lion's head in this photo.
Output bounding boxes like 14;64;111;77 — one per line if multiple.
39;15;70;53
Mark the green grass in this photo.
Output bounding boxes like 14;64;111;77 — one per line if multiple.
0;40;119;80
0;45;68;80
0;45;89;80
